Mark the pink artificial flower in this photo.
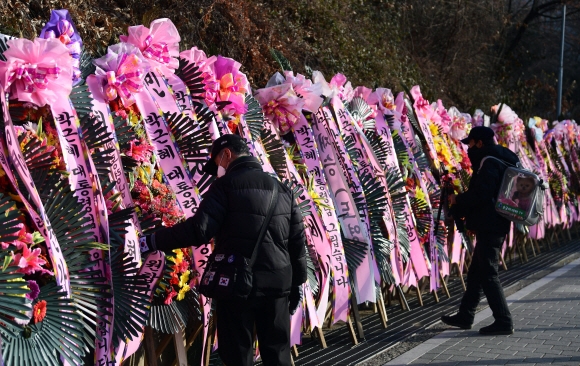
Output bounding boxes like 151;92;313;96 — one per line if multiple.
212;56;249;115
120;18;181;76
0;37;74;107
255;83;305;134
329;73;347;89
127;139;154;162
410;85;430;119
353;86;372;102
340;82;355;103
491;104;518;125
447;107;468;141
433;100;451;134
13;245;47;275
17;224;34;245
331;74;355;103
311;71;334;99
368;88;402;121
282;71;323;112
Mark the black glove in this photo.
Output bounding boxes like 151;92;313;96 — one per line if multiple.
288;285;303;315
138;234;157;257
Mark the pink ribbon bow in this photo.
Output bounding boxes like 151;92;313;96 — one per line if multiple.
7;63;60;93
104;54;145;106
142;35;171;65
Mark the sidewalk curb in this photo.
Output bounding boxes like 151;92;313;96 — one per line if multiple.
382;256;580;366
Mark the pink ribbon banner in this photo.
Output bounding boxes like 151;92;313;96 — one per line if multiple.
312;106;375;304
50;96;117;364
293;114;350;323
1;92;71;297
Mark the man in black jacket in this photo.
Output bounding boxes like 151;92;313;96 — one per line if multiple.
442;126;517;335
141;134;308;366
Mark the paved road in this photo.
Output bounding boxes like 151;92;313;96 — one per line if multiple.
386;258;580;366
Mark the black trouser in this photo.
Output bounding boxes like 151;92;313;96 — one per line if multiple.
458;232;512;327
216;296;291;366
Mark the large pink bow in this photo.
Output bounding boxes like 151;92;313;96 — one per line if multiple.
6;63;60;93
120;19;180;75
104;54;145;106
0;37;73;106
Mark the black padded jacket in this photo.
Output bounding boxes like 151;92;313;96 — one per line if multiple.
153;156;308;297
452;144;520;235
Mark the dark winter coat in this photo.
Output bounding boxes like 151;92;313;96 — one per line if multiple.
453;144;520;235
153;156;308;297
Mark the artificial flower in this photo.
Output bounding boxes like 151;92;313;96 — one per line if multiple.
177;284;190;301
255;83;304;134
282;71;323;112
212;55;249;115
26;280;40;301
178;270;190;288
33;300;47;323
164;288;177;305
13;245;47;275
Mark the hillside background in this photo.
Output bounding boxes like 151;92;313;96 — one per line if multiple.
1;0;579;121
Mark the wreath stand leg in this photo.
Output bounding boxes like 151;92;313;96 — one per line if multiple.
439;272;451;298
396;285;409;311
313;326;327;348
453;263;466;291
349;290;365;341
144;326;159;366
414;282;424;307
376;290;388;328
533;239;541;254
346;316;359;346
172;330;188;366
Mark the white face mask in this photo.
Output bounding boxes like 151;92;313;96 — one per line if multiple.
217;152;227;178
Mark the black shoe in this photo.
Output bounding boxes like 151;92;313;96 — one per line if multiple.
479;322;514;335
441;314;472;329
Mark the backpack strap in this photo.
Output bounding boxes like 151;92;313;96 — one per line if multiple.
248;178;279;268
477;156;518;174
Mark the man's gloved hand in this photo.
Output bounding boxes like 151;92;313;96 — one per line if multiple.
138;234;157;257
288;285;303;315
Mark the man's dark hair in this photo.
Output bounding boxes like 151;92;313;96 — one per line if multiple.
482;138;496;146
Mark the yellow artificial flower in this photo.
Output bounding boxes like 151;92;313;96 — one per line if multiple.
415;187;427;202
173;249;184;266
129;112;140;127
429;123;439;137
179;270;191;288
177;284;190;301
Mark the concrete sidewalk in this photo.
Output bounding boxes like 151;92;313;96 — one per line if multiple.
385;257;580;366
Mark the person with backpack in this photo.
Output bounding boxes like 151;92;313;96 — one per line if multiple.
442;126;518;335
140;134;308;365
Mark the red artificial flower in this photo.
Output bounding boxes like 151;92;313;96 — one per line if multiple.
33;300;47;323
169;271;179;286
164;289;177;305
